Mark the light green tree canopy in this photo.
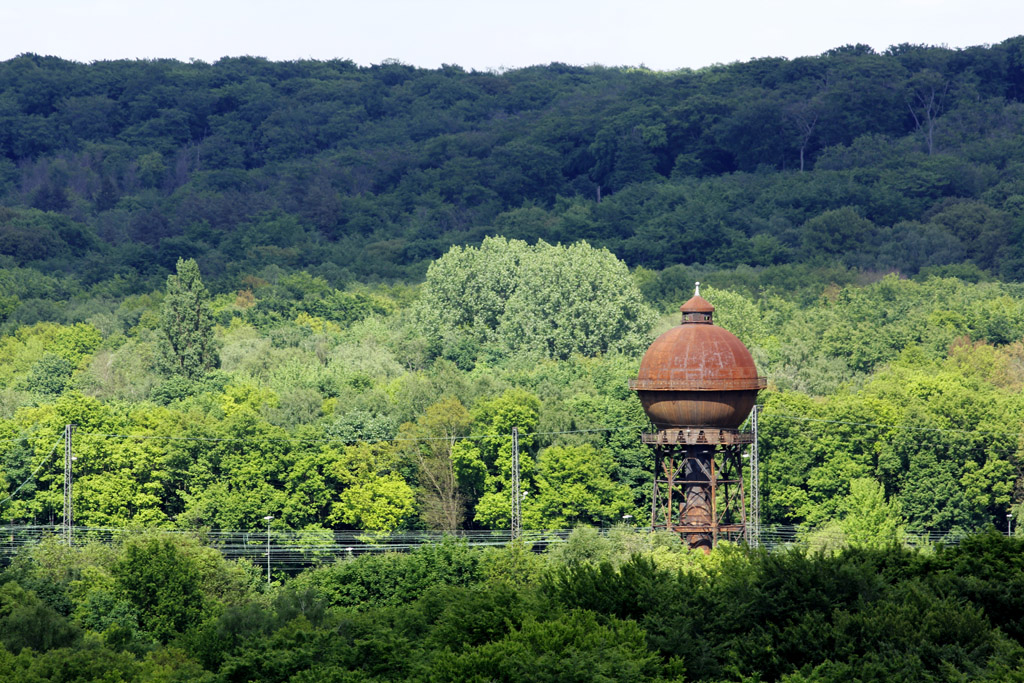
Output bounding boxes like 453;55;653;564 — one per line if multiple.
840;477;905;547
419;236;656;362
399;396;472;531
467;389;541;528
525;444;633;529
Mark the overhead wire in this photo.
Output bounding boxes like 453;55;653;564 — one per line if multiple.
771;413;1024;438
0;523;977;572
0;432;49;444
65;409;1024;446
0;408;1013;563
71;424;643;445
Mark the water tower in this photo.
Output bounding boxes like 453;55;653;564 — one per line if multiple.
629;284;765;550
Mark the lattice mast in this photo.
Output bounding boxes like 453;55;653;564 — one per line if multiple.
747;405;761;547
62;424;76;546
510;426;520;539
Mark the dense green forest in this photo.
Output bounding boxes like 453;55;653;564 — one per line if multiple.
3;251;1024;536
3;530;1024;681
4;39;1024;678
4;37;1024;294
2;40;1024;535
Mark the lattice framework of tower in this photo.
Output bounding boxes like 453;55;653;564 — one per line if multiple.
644;427;753;549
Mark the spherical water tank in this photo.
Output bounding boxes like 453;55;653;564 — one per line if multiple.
630;287;765;430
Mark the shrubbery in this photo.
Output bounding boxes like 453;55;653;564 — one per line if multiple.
3;530;1024;680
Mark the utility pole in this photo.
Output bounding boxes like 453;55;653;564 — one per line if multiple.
62;424;76;546
263;515;274;584
748;406;760;548
511;426;520;540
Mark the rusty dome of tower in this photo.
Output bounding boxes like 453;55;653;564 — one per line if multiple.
630;283;765;430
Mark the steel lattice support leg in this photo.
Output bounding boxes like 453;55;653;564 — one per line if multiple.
648;436;748;551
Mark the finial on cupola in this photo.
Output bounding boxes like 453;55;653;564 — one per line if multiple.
695;281;700;296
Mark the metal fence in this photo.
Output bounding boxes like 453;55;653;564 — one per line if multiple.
0;525;575;571
757;524;975;550
0;524;983;573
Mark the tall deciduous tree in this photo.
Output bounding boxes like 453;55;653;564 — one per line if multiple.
158;258;219;380
906;68;950;155
112;536;206;643
400;396;472;531
419;237;655;363
525;444;633;529
500;240;656;360
468;389;541;529
840;477;905;546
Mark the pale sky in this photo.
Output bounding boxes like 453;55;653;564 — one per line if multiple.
1;0;1022;71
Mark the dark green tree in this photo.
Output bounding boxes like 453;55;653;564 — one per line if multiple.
112;537;206;643
158;258;219;380
19;353;74;395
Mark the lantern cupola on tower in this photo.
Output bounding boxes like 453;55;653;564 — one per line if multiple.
680;282;714;324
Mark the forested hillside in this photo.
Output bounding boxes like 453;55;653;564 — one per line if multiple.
3;41;1024;538
4;37;1024;299
7;37;1024;682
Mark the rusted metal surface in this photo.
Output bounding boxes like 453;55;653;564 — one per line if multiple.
636;390;759;430
632;293;764;430
633;289;763;551
640;428;754;446
650;443;748;552
629;378;766;391
681;293;715;313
